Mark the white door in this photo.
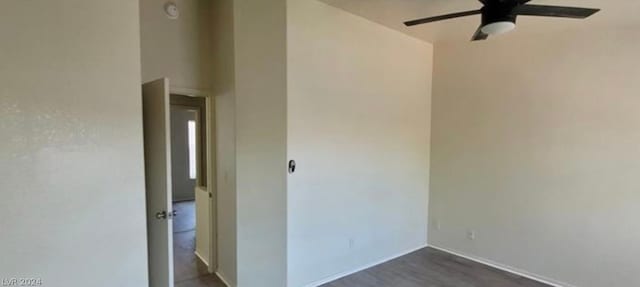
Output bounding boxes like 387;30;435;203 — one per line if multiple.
142;78;174;287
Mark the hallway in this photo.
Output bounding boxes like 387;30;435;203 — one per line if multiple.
173;201;224;287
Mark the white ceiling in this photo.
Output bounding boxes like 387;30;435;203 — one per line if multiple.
318;0;640;43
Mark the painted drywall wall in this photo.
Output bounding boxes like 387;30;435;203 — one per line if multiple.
234;0;288;286
0;1;148;286
430;27;640;287
140;0;212;91
287;0;433;285
211;0;237;284
171;105;197;202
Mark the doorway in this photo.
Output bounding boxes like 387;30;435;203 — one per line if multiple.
141;79;220;287
169;94;219;287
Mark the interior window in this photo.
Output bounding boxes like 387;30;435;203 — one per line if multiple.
188;120;197;180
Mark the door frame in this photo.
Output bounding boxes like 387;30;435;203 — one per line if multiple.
170;86;217;274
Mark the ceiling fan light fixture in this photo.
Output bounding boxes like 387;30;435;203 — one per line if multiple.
480;21;516;35
404;1;600;41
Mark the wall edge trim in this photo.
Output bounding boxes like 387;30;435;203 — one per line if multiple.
428;244;576;287
215;270;234;287
303;244;429;287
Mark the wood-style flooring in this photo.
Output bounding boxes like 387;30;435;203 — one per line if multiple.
173;201;225;287
321;247;551;287
172;201;549;287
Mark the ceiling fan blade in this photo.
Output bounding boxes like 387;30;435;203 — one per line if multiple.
514;4;600;19
404;10;482;26
471;26;489;41
481;0;529;4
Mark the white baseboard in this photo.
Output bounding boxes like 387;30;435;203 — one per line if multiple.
428;244;576;287
194;250;210;268
215;270;234;287
304;244;429;287
209;244;571;287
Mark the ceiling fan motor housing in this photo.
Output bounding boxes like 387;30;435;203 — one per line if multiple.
481;3;518;27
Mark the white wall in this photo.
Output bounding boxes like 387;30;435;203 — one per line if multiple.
430;27;640;287
212;0;237;284
287;0;433;286
234;0;289;286
0;1;148;286
212;0;289;286
140;0;212;91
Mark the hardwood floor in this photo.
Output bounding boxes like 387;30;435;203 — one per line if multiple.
321;247;551;287
173;201;225;287
172;201;548;287
173;200;196;233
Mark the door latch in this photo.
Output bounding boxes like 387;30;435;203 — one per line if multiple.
288;159;296;174
155;210;177;220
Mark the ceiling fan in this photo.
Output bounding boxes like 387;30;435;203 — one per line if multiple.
404;0;600;41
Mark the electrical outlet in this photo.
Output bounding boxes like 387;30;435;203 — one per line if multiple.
435;220;442;230
348;238;355;249
467;230;476;240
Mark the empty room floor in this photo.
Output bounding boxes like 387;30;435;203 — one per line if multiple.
322;248;550;287
173;201;548;287
173;201;225;287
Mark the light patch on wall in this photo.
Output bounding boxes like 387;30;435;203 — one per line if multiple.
187;119;196;179
0;100;97;160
